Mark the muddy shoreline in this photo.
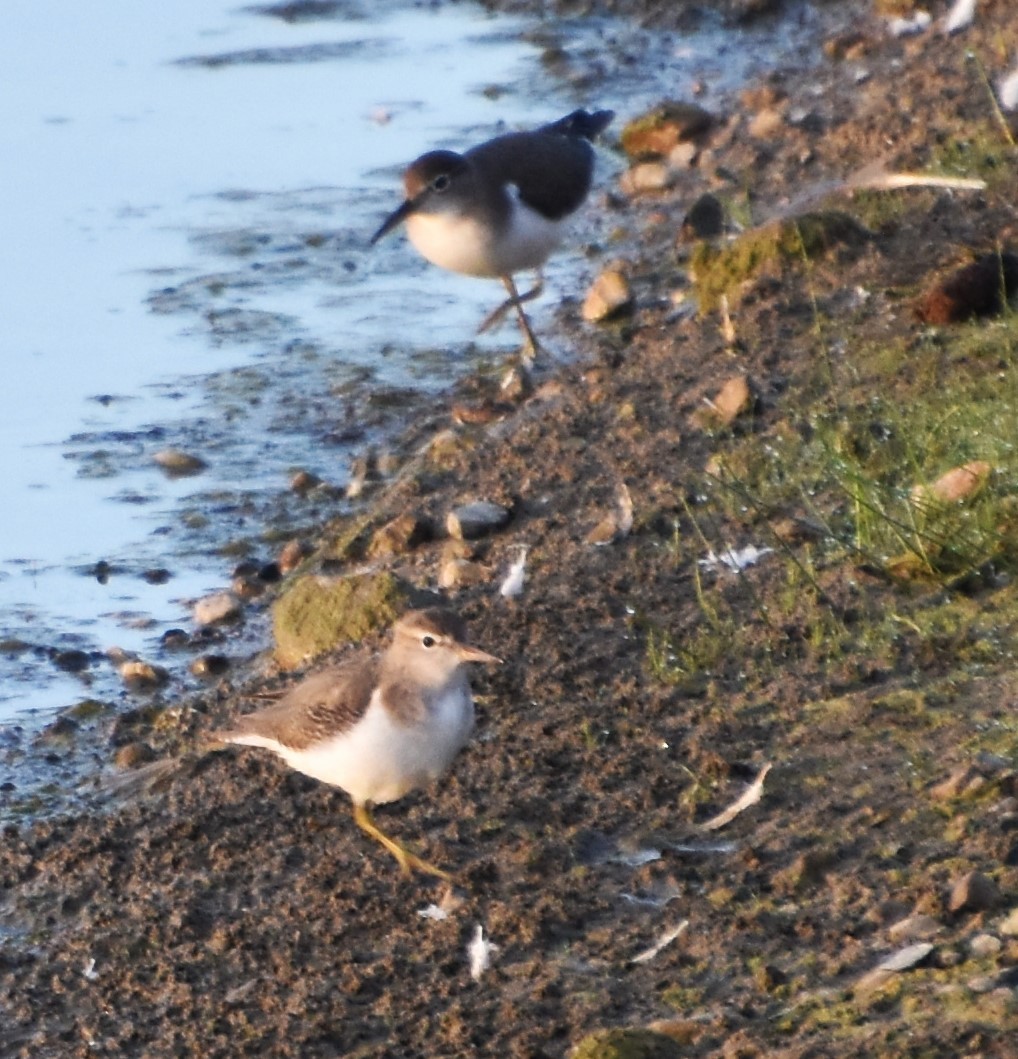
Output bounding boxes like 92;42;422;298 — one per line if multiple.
3;1;1018;1055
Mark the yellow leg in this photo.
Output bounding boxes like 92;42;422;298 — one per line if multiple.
353;802;450;880
477;273;544;359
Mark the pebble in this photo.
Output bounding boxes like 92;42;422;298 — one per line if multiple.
438;558;488;590
872;942;935;979
620;101;714;159
929;765;985;800
667;141;698;169
446;501;511;541
193;592;242;627
680;193;724;241
582;268;633;322
747;107;785;139
152;448;207;476
290;469;323;495
948;870;1001;914
619;162;674;196
113;742;156;770
998;908;1018;936
278;539;309;575
368;513;430;558
913;461;991;505
888;914;943;941
52;649;91;674
189;655;230;680
118;660;170;691
692;375;755;429
968;933;1002;958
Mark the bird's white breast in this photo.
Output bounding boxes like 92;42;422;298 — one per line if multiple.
406;192;565;278
236;685;475;806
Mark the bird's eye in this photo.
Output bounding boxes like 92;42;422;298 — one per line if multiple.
421;635;437;648
431;174;450;192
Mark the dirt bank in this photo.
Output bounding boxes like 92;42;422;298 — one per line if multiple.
3;1;1018;1055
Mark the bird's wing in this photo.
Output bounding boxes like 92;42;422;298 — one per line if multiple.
217;656;380;751
468;132;595;221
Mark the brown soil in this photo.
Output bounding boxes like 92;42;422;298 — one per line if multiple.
3;2;1018;1056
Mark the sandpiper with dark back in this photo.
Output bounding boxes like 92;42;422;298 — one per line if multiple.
371;108;614;355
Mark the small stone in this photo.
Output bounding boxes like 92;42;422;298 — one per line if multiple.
747;107;785;139
998;908;1018;936
680;193;724;241
190;654;230;679
34;716;80;747
948;871;1001;914
160;628;190;650
193;592;242;627
232;575;266;600
692;375;755;429
620;101;714;159
118;660;170;691
888;914;943;942
500;363;534;402
967;975;998;994
451;400;513;426
857;943;934;995
438;558;488;590
667;141;698;169
52;649;91;674
153;448;207;476
619;162;675;196
113;742;156;769
913;462;992;506
278;539;309;575
344;454;379;499
258;562;281;584
446;501;511;541
141;568;172;585
368;513;430;558
930;765;985;800
290;469;323;495
969;933;1002;958
582;268;633;322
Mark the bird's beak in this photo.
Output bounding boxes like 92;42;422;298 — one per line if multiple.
370;198;416;245
456;643;502;665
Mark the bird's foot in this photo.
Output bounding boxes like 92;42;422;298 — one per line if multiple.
354;802;451;880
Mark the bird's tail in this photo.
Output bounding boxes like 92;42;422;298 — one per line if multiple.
543;109;614;141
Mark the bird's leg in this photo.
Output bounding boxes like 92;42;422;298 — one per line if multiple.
353;801;450;880
477;273;544;358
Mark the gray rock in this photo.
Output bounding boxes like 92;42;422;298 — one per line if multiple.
446;501;511;541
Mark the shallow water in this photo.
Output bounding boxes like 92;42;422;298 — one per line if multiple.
0;0;822;727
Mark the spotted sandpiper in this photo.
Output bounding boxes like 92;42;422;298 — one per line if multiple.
371;108;614;355
212;608;500;879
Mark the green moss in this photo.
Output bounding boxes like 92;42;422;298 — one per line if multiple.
931;127;1018;194
271;571;426;668
571;1028;685;1059
691;212;869;313
61;699;112;721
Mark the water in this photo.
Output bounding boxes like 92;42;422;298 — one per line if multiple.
0;0;824;727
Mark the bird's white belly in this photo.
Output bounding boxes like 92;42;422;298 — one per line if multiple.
406;199;565;278
275;691;474;806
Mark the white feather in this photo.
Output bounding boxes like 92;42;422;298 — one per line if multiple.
468;925;498;981
499;547;528;599
1000;61;1018;111
944;0;975;33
